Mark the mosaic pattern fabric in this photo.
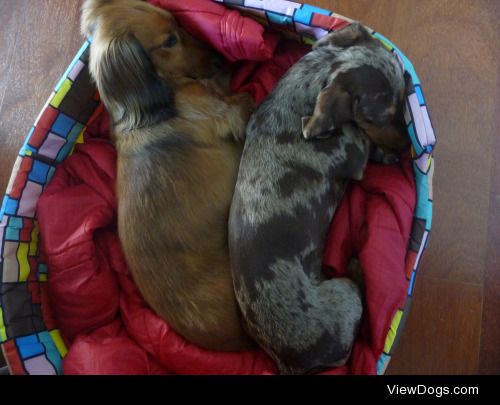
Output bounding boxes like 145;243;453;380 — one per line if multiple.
0;0;435;375
0;41;95;374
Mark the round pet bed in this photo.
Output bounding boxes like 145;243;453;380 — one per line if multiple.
0;0;435;375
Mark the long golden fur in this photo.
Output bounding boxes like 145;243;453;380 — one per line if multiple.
81;0;254;351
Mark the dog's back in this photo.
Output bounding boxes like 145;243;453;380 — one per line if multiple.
230;107;369;374
118;117;248;351
82;0;254;351
229;24;406;373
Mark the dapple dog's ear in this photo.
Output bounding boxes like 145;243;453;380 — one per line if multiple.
313;22;369;49
91;34;175;130
302;83;352;140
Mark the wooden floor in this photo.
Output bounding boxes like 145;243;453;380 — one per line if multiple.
0;0;498;374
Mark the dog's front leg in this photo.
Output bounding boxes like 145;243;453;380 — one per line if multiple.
222;92;255;143
176;80;254;143
369;144;401;165
201;69;232;97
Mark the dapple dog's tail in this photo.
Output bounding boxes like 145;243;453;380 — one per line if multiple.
233;260;363;375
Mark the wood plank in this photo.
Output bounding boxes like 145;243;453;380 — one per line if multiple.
386;275;482;374
479;7;500;370
479;283;500;374
0;0;83;197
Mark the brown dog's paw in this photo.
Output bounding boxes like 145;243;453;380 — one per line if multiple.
234;92;256;121
203;69;232;97
224;92;255;142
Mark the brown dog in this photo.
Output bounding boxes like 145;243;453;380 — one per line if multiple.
81;0;255;351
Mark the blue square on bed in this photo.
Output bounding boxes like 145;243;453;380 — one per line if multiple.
16;334;45;359
415;85;425;106
5;217;23;241
266;11;293;25
294;4;330;25
51;113;76;138
28;160;51;185
2;197;19;216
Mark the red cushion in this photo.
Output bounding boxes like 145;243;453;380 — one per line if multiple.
63;320;169;375
37;140;119;343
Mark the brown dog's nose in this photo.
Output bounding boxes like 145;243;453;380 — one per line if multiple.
213;52;225;69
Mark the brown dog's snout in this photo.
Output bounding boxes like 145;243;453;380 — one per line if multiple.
177;31;224;79
207;50;227;76
204;51;225;76
212;52;225;69
192;50;224;79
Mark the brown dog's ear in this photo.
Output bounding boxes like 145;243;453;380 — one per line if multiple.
91;34;175;131
313;22;371;50
302;83;353;140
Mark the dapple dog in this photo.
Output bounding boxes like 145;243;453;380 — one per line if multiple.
228;23;408;374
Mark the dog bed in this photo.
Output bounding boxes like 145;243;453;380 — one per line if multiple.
0;0;435;375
